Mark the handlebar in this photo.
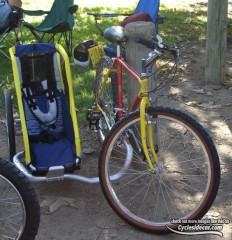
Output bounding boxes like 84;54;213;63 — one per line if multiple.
87;12;131;18
87;12;131;36
134;35;179;57
134;34;179;68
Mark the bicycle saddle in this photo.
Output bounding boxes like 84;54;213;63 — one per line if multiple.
103;26;127;43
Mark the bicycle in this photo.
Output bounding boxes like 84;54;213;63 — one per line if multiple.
91;26;221;233
0;158;40;239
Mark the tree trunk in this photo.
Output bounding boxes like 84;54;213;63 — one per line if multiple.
205;0;228;84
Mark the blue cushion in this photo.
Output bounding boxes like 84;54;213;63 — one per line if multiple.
30;137;76;171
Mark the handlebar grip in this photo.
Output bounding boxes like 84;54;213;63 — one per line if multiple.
134;36;155;50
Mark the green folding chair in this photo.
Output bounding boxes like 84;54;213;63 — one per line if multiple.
22;0;78;56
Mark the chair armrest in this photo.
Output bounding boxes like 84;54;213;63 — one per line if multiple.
68;4;78;15
22;9;49;16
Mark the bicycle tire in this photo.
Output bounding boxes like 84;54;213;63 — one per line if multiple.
94;56;118;142
99;107;220;233
4;89;16;161
0;158;40;240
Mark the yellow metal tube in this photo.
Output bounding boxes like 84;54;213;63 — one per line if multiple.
9;47;32;164
56;44;81;155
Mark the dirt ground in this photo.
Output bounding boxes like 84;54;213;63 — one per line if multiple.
0;1;232;240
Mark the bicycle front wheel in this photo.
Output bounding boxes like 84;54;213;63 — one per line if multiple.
94;56;118;143
99;107;220;233
0;158;40;240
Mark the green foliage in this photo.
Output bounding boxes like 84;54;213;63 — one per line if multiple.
158;3;208;44
71;65;95;121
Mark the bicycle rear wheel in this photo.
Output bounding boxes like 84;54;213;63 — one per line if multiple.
94;56;118;143
99;107;220;233
0;158;40;240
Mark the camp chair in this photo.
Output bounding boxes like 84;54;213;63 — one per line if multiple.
88;0;164;36
0;8;22;59
22;0;78;56
8;42;81;176
87;0;164;58
134;0;163;31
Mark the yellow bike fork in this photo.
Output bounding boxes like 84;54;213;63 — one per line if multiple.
139;78;159;172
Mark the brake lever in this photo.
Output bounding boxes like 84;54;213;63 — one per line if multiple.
152;34;164;49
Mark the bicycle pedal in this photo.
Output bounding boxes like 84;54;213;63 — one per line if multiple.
86;108;102;130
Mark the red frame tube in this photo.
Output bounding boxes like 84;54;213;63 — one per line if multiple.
113;57;142;118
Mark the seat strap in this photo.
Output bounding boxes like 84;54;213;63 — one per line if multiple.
22;80;58;125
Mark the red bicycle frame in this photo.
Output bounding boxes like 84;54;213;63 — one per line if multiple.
112;55;143;119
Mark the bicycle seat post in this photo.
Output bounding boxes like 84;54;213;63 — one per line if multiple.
103;26;126;58
116;41;121;58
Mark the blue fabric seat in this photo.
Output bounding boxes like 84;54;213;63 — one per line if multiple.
134;0;161;31
23;92;77;174
13;43;79;175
